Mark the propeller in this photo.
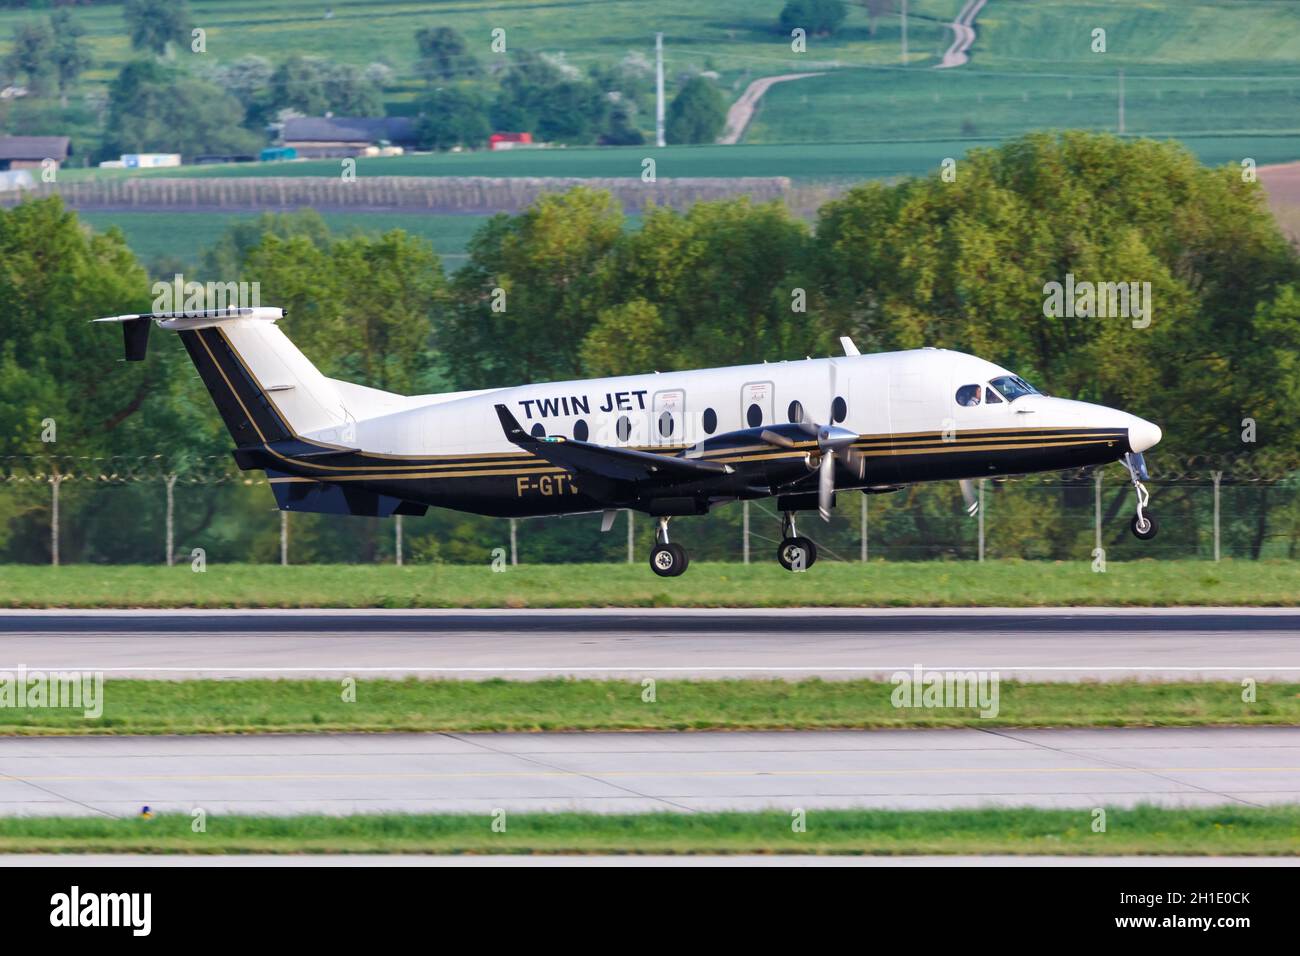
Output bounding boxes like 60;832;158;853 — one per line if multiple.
959;479;980;518
796;360;864;520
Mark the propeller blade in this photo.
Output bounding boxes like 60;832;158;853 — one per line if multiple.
759;429;798;449
818;451;835;521
796;410;819;437
959;479;979;518
841;446;866;480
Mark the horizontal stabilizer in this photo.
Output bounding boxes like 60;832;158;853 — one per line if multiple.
268;472;426;518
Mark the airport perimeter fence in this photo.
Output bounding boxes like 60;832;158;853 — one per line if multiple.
0;455;1297;567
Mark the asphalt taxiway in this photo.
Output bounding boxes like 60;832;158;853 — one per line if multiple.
2;726;1297;817
0;608;1296;681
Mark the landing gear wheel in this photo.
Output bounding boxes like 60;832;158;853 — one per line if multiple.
650;542;688;577
1130;511;1158;540
777;536;817;571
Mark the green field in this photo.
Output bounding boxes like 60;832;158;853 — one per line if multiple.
56;134;1300;186
3;805;1297;855
2;679;1297;736
78;211;492;270
1;560;1295;608
4;0;1297;171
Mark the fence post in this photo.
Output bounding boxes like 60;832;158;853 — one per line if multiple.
280;510;288;566
1211;470;1222;562
860;493;868;562
50;472;61;567
165;473;177;566
1094;470;1103;553
977;479;985;562
395;514;404;566
626;509;634;564
509;517;518;566
742;500;750;564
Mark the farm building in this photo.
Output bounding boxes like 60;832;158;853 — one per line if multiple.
0;135;71;171
489;132;535;150
281;117;418;158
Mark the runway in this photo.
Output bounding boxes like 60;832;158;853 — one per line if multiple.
0;608;1297;681
2;727;1298;817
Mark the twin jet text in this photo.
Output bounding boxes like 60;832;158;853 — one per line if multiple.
518;390;649;420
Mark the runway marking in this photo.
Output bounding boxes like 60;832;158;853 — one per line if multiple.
7;767;1300;783
6;666;1300;673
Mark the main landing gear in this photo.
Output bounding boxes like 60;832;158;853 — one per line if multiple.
777;511;817;572
1124;452;1158;540
649;516;689;577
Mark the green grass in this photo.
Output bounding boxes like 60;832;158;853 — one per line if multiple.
6;1;1294;173
56;140;990;183
3;678;1299;736
2;805;1297;855
78;211;493;270
0;560;1295;608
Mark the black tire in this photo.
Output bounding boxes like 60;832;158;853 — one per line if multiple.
1131;511;1158;540
650;542;688;577
777;536;817;571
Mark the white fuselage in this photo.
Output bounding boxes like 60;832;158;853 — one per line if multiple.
312;347;1158;460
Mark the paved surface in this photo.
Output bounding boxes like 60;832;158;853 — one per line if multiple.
718;73;825;144
937;0;989;68
4;854;1296;867
3;727;1298;817
1;608;1296;681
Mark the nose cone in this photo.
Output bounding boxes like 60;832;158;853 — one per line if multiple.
1127;417;1162;453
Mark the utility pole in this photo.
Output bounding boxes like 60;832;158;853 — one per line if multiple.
1094;471;1103;553
901;0;908;64
655;33;666;148
165;473;177;566
977;479;985;563
627;510;634;564
50;472;61;567
1211;471;1222;562
742;500;750;564
509;517;518;566
395;514;404;566
280;511;288;566
860;493;868;562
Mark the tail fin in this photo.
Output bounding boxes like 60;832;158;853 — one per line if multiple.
96;307;351;450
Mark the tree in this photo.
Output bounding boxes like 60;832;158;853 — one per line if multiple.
595;198;818;372
269;56;383;117
813;131;1300;470
5;20;55;97
124;0;192;57
415;26;478;83
415;87;490;150
778;0;848;36
101;60;262;161
439;188;625;387
665;76;726;145
50;10;90;104
490;52;609;144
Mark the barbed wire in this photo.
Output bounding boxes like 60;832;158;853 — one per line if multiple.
0;456;253;484
0;454;1294;485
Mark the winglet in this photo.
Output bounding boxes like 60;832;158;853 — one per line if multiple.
839;336;860;357
494;404;531;445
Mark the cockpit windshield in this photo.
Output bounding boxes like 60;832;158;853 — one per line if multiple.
989;375;1039;401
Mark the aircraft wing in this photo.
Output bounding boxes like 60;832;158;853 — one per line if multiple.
494;404;734;482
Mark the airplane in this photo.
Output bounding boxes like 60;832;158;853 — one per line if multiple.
96;306;1162;576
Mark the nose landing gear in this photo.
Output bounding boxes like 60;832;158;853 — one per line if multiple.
649;516;689;577
1123;452;1158;540
777;511;817;571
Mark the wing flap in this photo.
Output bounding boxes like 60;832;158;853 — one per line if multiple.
494;404;733;482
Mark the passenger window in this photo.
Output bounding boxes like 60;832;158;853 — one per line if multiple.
985;385;1004;404
955;384;982;407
